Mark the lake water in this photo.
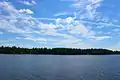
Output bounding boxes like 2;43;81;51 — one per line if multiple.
0;55;120;80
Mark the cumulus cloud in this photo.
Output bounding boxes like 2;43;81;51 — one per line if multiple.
0;1;117;49
0;2;36;33
0;1;18;15
68;21;90;35
55;17;74;24
0;1;34;15
19;9;34;14
19;0;36;6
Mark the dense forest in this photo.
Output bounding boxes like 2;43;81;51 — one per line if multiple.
0;46;120;55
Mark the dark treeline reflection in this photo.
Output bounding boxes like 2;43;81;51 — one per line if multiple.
0;46;120;55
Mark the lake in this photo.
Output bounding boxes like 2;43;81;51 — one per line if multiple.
0;55;120;80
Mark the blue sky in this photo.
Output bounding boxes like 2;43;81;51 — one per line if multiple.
0;0;120;50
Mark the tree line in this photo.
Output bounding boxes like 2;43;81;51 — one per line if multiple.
0;46;120;55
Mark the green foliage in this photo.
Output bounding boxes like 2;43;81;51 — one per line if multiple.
0;46;120;55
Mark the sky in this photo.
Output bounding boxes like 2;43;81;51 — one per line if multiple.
0;0;120;50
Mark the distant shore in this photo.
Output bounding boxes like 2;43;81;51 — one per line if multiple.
0;46;120;55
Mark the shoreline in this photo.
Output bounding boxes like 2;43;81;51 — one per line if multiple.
0;53;120;55
0;46;120;55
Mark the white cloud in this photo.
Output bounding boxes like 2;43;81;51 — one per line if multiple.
54;17;95;38
19;0;36;6
24;37;47;42
0;1;18;15
0;1;34;15
19;9;34;14
71;0;103;20
66;17;74;24
79;20;120;28
55;17;74;24
0;2;81;45
105;32;111;34
54;12;70;17
16;37;21;40
90;36;111;40
60;0;78;1
35;18;56;21
69;0;120;32
52;39;94;48
0;2;35;34
0;1;118;49
68;21;89;35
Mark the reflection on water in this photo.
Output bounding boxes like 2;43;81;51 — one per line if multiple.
0;55;120;80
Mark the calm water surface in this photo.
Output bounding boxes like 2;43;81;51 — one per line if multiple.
0;55;120;80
